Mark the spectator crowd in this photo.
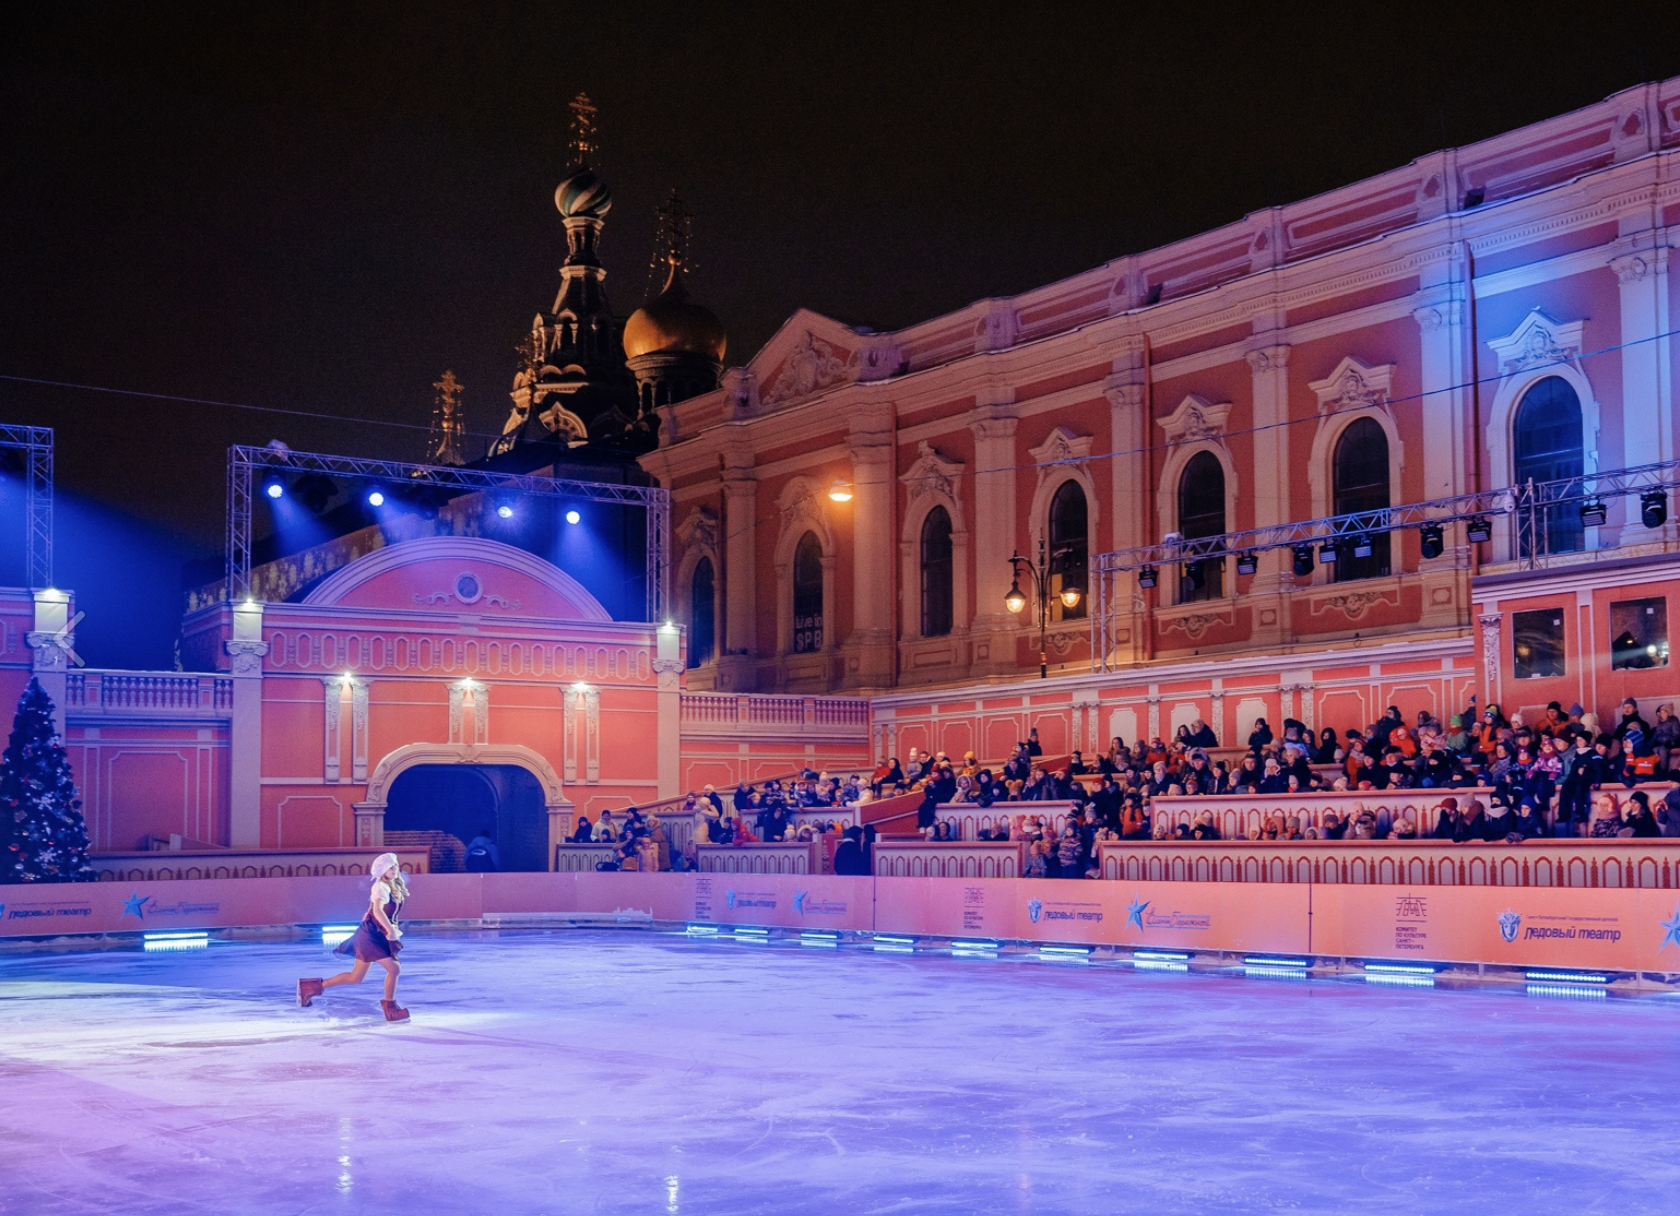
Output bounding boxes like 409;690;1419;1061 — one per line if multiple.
569;695;1680;879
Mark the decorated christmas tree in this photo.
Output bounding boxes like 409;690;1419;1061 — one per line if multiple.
0;678;92;883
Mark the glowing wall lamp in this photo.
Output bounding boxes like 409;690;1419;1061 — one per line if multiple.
827;480;854;503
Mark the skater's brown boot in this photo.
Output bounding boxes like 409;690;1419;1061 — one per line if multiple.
297;978;324;1008
381;999;410;1023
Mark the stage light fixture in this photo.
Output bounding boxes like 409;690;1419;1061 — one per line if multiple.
496;503;515;519
264;479;285;500
366;488;385;507
1137;565;1158;589
564;508;581;525
1352;534;1374;559
1641;489;1667;529
1419;524;1444;560
1580;499;1607;527
1186;560;1206;590
1291;545;1314;577
1465;516;1493;544
1236;551;1258;576
1318;539;1338;564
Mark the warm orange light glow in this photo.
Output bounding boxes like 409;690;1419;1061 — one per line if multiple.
827;480;854;502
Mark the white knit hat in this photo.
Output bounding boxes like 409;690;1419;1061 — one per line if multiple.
370;852;400;882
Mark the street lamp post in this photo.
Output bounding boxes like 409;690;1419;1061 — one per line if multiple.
1004;537;1082;679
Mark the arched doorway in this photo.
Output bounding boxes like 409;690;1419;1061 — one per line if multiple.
382;764;550;872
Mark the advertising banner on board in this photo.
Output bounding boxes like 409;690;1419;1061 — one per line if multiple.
872;878;1312;954
691;873;873;931
1309;884;1680;972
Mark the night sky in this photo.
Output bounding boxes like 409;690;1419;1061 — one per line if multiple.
4;3;1679;667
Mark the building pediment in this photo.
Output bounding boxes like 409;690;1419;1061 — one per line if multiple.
302;537;610;622
747;310;861;409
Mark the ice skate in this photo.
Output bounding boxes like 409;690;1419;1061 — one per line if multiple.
381;999;410;1023
296;977;324;1007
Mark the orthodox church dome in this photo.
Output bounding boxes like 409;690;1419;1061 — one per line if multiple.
555;169;612;219
624;269;727;362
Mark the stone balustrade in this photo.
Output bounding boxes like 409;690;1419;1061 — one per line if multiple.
1098;839;1680;887
66;670;235;717
554;843;620;873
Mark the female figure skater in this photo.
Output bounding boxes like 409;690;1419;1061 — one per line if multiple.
297;852;410;1021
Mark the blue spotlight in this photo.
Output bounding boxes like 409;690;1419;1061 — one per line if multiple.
565;508;581;525
366;488;385;508
264;479;285;500
497;502;515;520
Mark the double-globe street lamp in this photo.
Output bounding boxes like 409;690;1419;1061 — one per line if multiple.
1004;537;1083;679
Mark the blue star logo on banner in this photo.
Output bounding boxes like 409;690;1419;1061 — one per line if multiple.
121;892;149;920
1659;906;1680;953
1126;897;1150;930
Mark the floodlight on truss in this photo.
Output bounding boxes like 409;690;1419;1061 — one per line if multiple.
226;444;670;620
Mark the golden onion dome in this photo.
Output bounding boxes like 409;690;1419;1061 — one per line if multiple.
623;267;727;362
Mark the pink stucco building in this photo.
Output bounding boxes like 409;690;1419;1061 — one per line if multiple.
9;78;1680;868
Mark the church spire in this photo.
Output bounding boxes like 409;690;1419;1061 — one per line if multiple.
427;370;466;466
567;92;599;171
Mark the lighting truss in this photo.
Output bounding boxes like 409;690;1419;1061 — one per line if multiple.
1089;451;1680;673
0;424;53;589
226;445;670;621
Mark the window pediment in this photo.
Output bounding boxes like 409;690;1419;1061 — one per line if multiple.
1308;357;1395;416
1155;395;1233;445
1487;309;1585;374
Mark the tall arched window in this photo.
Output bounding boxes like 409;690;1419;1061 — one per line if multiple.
688;557;715;668
1332;418;1392;582
1048;481;1088;621
1177;450;1226;603
792;532;824;653
1514;376;1584;557
920;506;954;637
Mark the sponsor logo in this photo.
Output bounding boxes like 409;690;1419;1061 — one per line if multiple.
1497;910;1521;943
1661;907;1680;953
122;891;150;920
1142;908;1211;931
1395;895;1427;919
1026;898;1043;924
724;890;738;910
792;890;847;917
1499;909;1623;945
1126;897;1149;930
4;901;94;922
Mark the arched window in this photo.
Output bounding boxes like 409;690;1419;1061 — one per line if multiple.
1514;376;1584;557
1332;418;1391;582
1048;481;1088;621
1176;450;1226;603
688;557;715;668
792;532;824;654
920;506;954;637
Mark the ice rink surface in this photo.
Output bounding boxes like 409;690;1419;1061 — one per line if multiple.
2;931;1678;1216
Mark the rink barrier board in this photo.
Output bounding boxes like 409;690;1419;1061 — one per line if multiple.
5;873;1680;974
